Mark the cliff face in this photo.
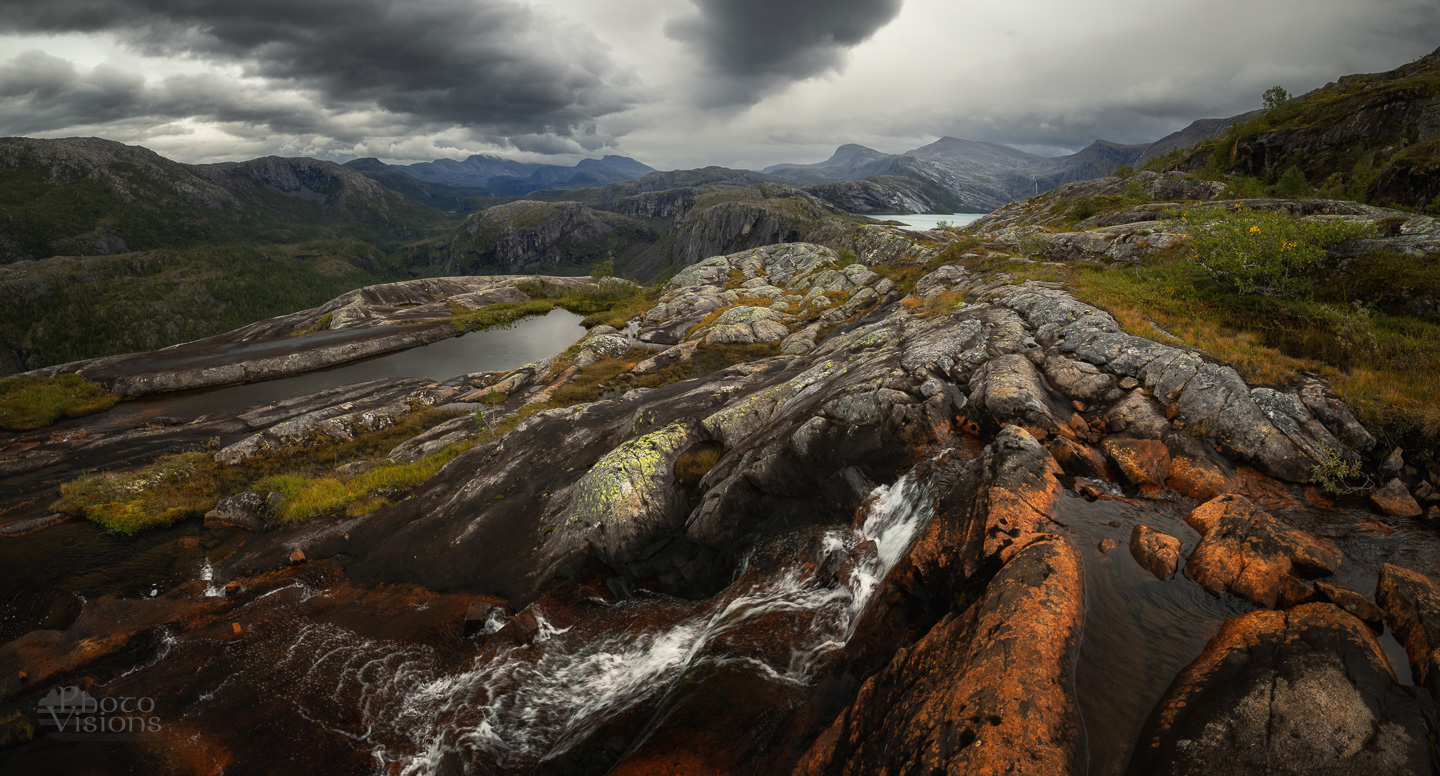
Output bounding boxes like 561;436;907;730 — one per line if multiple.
408;200;659;275
668;184;861;265
1183;45;1440;210
404;183;873;280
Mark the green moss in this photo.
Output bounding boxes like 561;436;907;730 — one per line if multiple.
50;407;464;533
256;438;478;523
0;374;119;431
446;299;558;333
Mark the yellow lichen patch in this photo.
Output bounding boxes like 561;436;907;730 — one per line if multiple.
568;422;695;527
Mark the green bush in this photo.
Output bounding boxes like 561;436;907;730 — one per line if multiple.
1068;198;1099;222
1176;206;1374;297
1274;166;1313;199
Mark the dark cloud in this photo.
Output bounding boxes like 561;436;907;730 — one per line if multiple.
666;0;904;106
0;0;637;144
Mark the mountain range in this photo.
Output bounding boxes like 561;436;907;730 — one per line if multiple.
762;114;1258;213
335;115;1254;217
344;153;656;203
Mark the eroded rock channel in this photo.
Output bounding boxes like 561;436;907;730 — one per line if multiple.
3;226;1440;775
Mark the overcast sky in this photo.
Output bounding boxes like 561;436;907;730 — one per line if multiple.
0;0;1436;170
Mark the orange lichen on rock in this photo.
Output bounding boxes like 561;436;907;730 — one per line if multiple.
1163;451;1232;502
1047;436;1109;480
1135;603;1430;775
1129;525;1182;580
1183;494;1340;608
972;426;1064;568
1376;562;1440;691
1101;438;1170;491
794;535;1084;776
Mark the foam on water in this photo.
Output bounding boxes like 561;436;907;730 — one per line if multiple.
379;464;939;774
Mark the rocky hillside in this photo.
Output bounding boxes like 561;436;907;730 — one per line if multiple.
1178;44;1440;210
349;153;654;197
408;182;874;281
403;200;660;276
0;137;446;263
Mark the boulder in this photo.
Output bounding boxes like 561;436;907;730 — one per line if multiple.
1129;525;1182;580
795;535;1083;776
203;491;270;531
1161;431;1232;502
1040;354;1115;403
551;421;698;567
702;305;792;345
968;354;1064;433
1183;495;1341;608
1314;580;1384;629
1371;478;1424;517
1101;438;1170;489
630;340;699;375
1376;563;1440;691
1131;603;1434;775
1048;436;1109;480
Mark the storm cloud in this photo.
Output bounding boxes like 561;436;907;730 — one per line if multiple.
666;0;904;106
0;0;636;147
0;0;1436;168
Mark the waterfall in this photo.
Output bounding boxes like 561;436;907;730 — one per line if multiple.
380;464;939;774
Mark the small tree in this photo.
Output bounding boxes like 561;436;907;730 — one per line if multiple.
590;259;614;281
1263;86;1290;111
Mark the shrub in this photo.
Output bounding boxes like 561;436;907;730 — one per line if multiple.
1317;301;1379;358
1068;198;1099;222
0;374;119;431
1176;207;1374;297
1311;444;1364;496
1274;166;1313;199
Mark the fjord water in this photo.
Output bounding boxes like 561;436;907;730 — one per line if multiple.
874;213;986;230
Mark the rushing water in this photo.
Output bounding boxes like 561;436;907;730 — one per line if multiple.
375;466;938;774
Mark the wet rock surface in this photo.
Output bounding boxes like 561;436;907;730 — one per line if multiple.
1132;603;1435;776
1183;495;1341;608
1129;525;1182;580
1377;563;1440;692
2;221;1437;776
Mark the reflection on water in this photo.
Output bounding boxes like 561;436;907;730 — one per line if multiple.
866;213;987;231
104;310;588;424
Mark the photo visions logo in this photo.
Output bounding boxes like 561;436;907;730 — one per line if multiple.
34;686;162;741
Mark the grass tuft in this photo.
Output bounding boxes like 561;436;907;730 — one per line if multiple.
675;441;728;486
0;374;119;431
